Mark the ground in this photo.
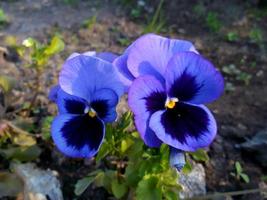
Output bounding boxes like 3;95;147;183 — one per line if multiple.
0;0;267;199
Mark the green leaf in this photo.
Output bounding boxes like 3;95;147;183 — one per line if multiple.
161;169;180;189
74;176;95;196
235;161;242;174
82;16;97;30
44;35;65;56
160;144;170;169
125;163;140;186
117;111;133;132
0;75;15;93
0;145;41;161
41;116;53;141
120;138;134;153
261;175;267;182
182;161;192;174
95;141;111;162
22;37;37;48
226;32;239;42
111;179;128;199
189;149;209;162
93;171;105;187
164;189;179;200
95;170;116;192
0;172;23;198
206;12;221;32
126;138;143;160
240;173;250;183
0;9;8;25
136;175;162;200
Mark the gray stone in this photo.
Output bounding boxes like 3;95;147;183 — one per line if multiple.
13;163;63;200
179;163;206;199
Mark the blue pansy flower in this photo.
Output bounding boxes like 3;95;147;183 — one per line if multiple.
114;34;224;169
113;33;198;92
50;52;123;158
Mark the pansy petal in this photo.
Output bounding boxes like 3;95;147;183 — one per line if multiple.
51;114;104;158
165;52;224;104
113;48;135;92
91;88;119;122
56;88;87;115
67;51;96;60
67;51;117;63
48;85;60;102
96;52;118;63
127;33;197;81
128;75;166;147
149;103;217;151
59;55;124;101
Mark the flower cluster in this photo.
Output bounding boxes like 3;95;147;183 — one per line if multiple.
50;34;224;168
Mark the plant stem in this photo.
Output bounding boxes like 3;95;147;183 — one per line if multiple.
192;188;267;199
27;69;41;115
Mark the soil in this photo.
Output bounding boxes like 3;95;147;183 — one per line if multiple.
0;0;267;199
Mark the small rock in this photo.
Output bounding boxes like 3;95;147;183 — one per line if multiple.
13;163;63;200
239;129;267;167
259;181;267;199
179;163;206;199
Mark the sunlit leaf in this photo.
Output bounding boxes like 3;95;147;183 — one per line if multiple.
22;37;37;48
120;138;134;153
12;132;36;146
44;35;65;56
235;161;242;174
2;121;36;146
0;172;23;198
240;173;250;183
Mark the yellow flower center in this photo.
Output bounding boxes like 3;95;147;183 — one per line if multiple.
165;97;179;109
88;109;96;118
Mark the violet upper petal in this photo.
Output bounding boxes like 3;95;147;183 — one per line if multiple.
149;103;217;151
51;114;104;158
165;52;224;104
113;47;135;92
127;33;197;82
67;51;117;63
59;55;124;102
96;52;118;63
48;85;60;102
128;75;166;147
